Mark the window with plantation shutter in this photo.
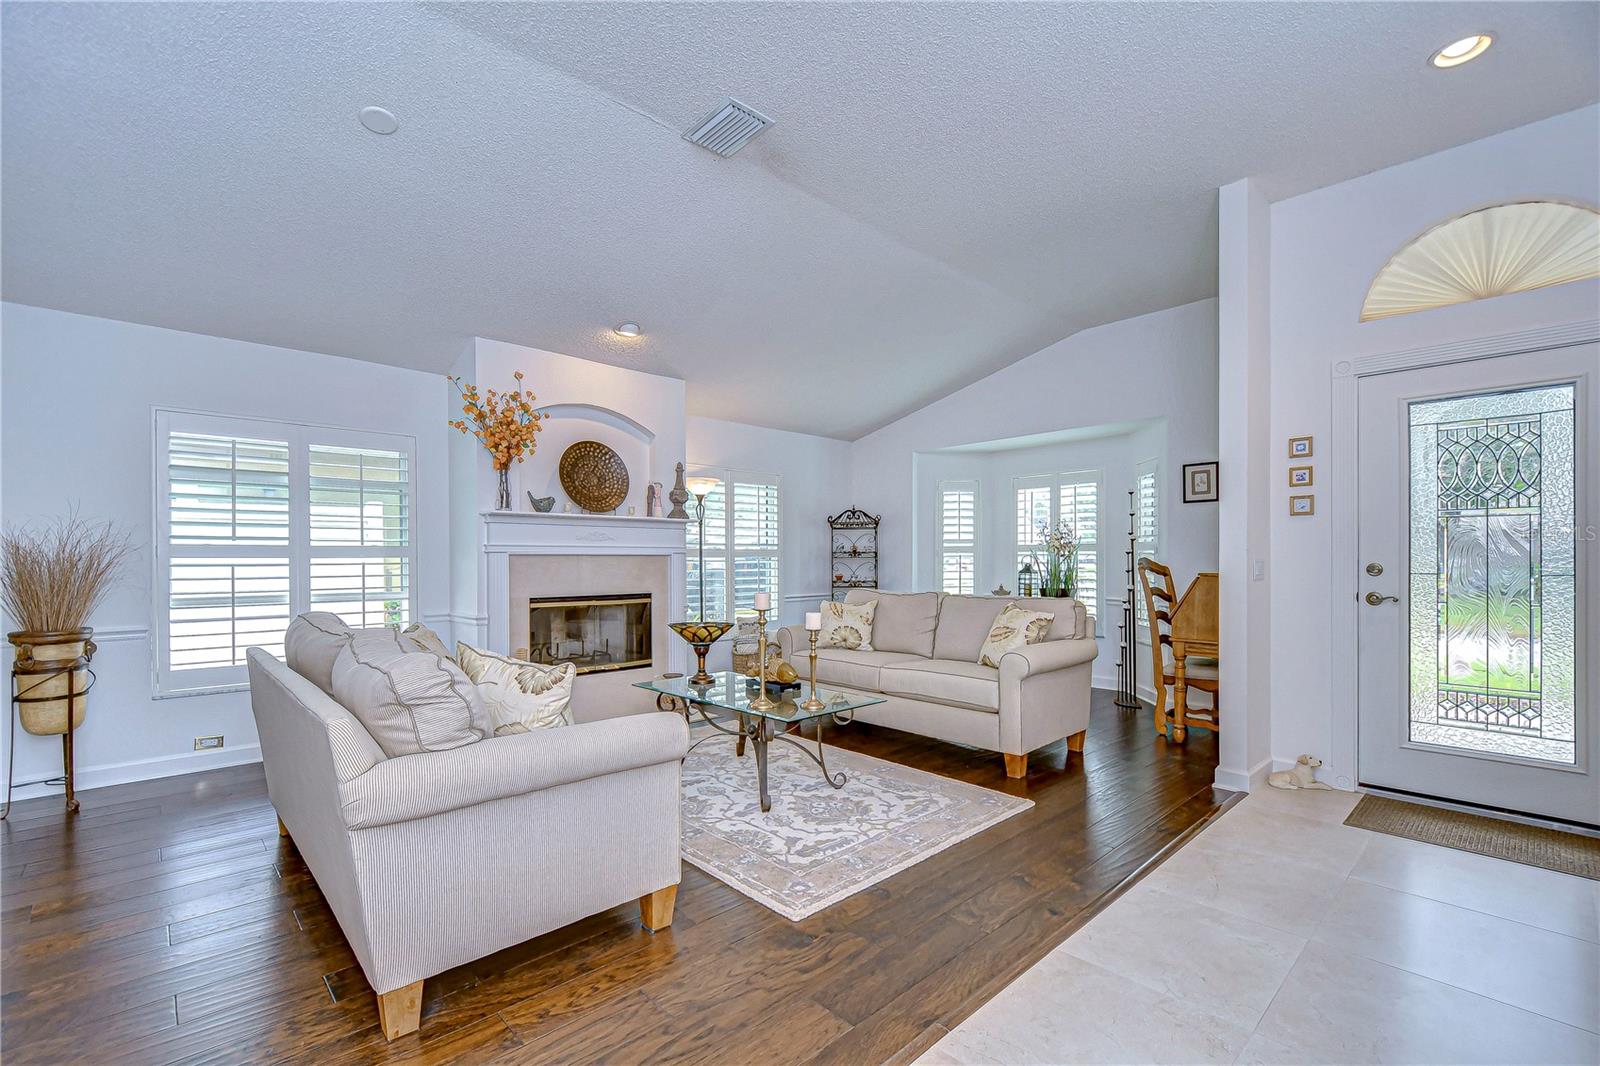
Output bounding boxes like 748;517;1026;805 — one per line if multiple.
1013;475;1052;590
684;468;780;622
731;479;780;615
155;411;416;696
938;481;977;595
1135;458;1160;634
1001;470;1101;632
1059;471;1100;627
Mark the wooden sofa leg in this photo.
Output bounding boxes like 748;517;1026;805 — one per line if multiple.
640;884;678;932
1067;730;1087;753
376;980;423;1041
1003;753;1028;779
277;815;289;838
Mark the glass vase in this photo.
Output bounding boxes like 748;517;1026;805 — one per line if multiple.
497;467;511;511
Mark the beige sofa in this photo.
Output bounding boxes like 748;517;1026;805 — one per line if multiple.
779;590;1098;778
246;647;688;1040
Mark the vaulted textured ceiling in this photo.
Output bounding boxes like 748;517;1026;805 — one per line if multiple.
4;3;1596;438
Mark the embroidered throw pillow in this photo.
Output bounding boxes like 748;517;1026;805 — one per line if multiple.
330;629;490;757
455;643;575;732
818;599;877;651
977;604;1056;668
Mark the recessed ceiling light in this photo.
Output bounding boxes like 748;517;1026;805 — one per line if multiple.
613;322;642;338
359;106;399;135
1430;34;1492;68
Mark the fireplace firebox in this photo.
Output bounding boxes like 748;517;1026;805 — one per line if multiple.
526;594;651;674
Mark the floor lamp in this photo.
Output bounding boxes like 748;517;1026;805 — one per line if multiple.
668;476;731;684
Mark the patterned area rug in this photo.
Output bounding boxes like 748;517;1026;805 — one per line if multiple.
681;732;1033;920
1345;794;1599;880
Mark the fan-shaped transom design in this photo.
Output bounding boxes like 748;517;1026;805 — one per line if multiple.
1361;201;1600;321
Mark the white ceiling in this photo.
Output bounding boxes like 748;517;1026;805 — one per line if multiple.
3;3;1596;439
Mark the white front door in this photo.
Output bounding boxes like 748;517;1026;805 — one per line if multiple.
1356;342;1599;827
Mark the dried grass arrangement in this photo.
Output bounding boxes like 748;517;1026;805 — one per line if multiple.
4;513;132;744
2;513;132;634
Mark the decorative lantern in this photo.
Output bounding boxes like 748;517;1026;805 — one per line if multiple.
1018;561;1035;597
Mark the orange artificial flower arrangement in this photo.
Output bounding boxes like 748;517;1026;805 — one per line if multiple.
448;371;544;470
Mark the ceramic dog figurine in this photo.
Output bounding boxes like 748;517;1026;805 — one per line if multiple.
1267;754;1333;790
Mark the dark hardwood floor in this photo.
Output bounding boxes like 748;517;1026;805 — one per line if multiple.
2;691;1230;1065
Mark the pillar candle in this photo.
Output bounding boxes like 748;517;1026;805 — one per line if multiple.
753;592;770;611
805;612;822;631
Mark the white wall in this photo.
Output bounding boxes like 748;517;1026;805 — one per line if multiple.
687;415;853;666
914;420;1204;695
850;299;1222;685
0;303;454;797
1265;105;1600;788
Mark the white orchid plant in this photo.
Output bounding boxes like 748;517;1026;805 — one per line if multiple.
1031;520;1080;596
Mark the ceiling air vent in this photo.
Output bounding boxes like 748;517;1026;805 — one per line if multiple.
683;99;773;158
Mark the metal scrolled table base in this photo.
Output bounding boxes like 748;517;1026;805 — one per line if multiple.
656;692;847;813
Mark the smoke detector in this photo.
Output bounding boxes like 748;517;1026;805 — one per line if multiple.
683;99;774;158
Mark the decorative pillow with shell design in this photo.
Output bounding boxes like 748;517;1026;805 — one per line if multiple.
455;643;575;731
977;604;1056;668
818;599;877;651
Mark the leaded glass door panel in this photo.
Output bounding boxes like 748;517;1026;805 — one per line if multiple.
1357;344;1598;827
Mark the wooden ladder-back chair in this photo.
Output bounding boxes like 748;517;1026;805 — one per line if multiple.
1138;558;1219;740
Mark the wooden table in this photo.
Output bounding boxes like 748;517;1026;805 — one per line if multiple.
1168;571;1219;743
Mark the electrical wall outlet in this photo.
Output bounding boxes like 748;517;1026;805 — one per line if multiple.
194;735;224;751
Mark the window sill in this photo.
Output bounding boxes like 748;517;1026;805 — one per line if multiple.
152;682;250;701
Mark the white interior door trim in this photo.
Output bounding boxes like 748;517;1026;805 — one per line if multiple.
1327;317;1600;790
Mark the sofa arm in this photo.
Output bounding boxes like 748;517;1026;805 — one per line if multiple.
998;637;1098;679
339;712;689;830
777;624;809;660
998;638;1098;756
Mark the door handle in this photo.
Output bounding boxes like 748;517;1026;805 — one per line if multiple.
1365;592;1400;606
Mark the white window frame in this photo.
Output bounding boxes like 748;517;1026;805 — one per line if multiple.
152;408;418;697
937;479;979;595
685;465;782;621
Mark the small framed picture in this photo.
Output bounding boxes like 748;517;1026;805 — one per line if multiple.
1183;461;1219;503
1289;494;1316;517
1288;436;1314;459
1288;465;1314;488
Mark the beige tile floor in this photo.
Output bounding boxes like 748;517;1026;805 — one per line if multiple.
918;787;1600;1065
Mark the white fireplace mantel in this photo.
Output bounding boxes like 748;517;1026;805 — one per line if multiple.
479;510;690;674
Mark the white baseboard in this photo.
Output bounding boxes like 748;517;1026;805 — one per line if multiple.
1091;673;1158;705
1213;756;1272;793
6;744;262;803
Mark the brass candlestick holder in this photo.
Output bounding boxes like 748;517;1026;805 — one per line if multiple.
800;628;825;711
747;606;778;711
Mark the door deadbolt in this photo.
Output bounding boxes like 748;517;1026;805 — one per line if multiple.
1365;562;1384;576
1365;592;1400;606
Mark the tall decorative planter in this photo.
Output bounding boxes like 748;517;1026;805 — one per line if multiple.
9;629;94;736
2;512;130;817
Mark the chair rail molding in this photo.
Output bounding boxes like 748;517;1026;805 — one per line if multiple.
1325;316;1600;789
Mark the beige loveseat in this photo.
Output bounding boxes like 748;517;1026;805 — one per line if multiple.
779;590;1098;778
246;647;688;1040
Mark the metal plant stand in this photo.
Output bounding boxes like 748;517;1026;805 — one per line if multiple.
4;654;95;818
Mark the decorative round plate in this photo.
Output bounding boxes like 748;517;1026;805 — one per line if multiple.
559;440;629;513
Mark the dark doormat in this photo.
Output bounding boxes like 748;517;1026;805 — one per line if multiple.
1345;794;1598;880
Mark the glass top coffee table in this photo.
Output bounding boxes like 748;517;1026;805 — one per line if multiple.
634;671;885;812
